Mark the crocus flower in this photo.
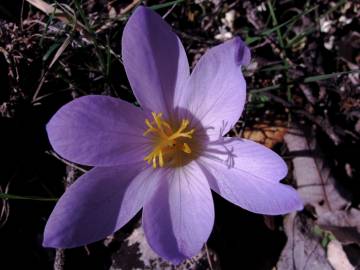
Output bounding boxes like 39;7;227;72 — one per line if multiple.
43;6;303;264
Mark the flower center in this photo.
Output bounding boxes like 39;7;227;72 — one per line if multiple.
143;112;195;168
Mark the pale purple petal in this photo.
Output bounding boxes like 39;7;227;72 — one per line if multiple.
177;37;250;139
47;95;150;166
199;139;303;215
142;162;214;264
43;165;155;248
205;138;288;181
122;6;190;115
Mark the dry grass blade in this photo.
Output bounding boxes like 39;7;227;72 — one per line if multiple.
49;35;71;69
0;183;11;229
32;35;72;102
25;0;85;30
46;151;87;173
119;0;140;15
26;0;55;14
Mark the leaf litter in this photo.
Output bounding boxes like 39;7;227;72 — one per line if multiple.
277;126;359;269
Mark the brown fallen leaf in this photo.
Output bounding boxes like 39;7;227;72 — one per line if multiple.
242;121;287;148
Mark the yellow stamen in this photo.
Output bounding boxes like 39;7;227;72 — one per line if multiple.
182;143;191;154
143;112;195;168
159;151;164;167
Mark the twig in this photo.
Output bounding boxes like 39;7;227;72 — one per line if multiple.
119;0;140;15
205;244;214;270
294;110;341;145
20;0;25;30
162;2;178;19
32;35;73;102
54;249;65;270
46;151;87;173
263;93;342;145
54;166;81;270
304;135;332;212
0;181;12;228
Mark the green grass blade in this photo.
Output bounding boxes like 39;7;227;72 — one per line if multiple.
286;0;347;48
304;70;360;83
259;64;289;72
250;84;282;93
0;192;58;202
42;42;61;61
247;5;318;45
250;70;359;93
150;0;185;10
267;0;285;48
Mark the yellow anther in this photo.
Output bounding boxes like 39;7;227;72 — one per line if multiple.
152;157;157;169
182;143;191;154
143;112;195;168
145;119;154;129
152;112;163;129
161;120;171;130
159;151;164;167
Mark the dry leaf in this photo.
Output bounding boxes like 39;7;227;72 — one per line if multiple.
284;127;347;215
26;0;56;14
278;126;357;269
110;224;220;270
242;121;287;148
318;209;360;245
327;240;355;270
277;212;333;270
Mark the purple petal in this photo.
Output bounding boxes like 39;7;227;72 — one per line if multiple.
47;95;150;166
43;165;155;248
122;6;190;115
199;139;303;215
178;37;250;139
142;162;214;264
206;138;288;181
